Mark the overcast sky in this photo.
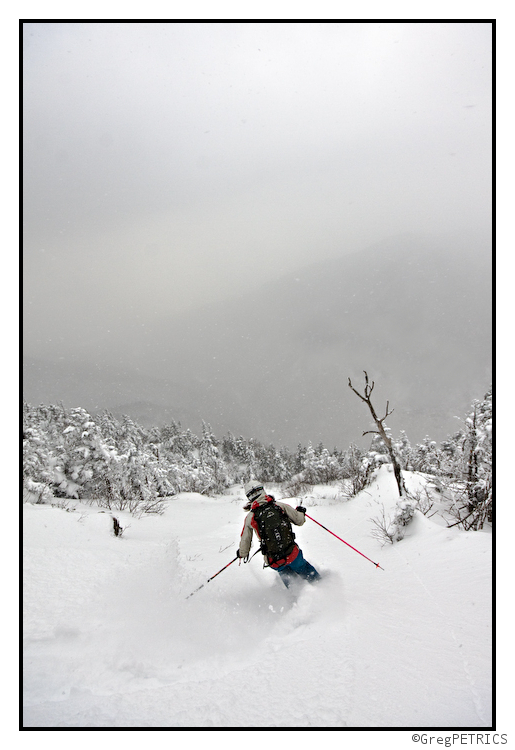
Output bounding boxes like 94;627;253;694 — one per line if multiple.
23;21;491;360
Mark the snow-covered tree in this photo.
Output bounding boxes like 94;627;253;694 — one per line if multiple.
394;431;414;471
411;437;443;476
301;443;342;484
199;422;230;494
462;389;492;528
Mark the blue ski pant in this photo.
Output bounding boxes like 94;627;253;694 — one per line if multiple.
275;548;321;587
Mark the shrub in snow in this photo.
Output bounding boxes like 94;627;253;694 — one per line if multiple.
340;450;375;499
283;473;313;498
390;498;417;541
23;479;54;505
370;498;417;545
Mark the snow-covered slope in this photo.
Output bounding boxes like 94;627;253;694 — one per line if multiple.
23;467;492;728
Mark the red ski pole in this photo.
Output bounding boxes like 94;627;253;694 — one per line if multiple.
186;555;239;599
305;514;384;570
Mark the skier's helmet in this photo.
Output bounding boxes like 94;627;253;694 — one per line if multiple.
244;481;265;503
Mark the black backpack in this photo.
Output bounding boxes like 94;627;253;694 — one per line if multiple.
252;500;296;564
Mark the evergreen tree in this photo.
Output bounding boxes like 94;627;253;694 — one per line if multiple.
462;388;492;527
199;421;230;493
302;443;318;484
394;431;413;471
411;437;443;475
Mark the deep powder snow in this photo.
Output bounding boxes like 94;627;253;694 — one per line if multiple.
23;467;492;728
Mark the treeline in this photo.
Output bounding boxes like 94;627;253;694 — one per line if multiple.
22;388;491;527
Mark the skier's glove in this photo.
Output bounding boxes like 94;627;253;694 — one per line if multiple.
236;549;249;563
296;506;306;514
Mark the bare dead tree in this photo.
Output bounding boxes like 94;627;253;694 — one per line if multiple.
348;371;406;497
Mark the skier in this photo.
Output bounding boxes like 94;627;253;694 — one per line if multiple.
237;481;321;587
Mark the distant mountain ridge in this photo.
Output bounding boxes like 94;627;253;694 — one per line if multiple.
23;233;492;449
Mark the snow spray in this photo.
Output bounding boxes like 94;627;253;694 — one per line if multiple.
186;555;239;599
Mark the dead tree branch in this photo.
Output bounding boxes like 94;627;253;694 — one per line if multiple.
348;371;406;497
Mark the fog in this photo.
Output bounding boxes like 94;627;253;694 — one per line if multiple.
23;22;492;446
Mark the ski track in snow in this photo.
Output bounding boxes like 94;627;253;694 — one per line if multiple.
23;469;492;728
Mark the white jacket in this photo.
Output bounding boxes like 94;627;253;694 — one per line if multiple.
238;495;306;560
